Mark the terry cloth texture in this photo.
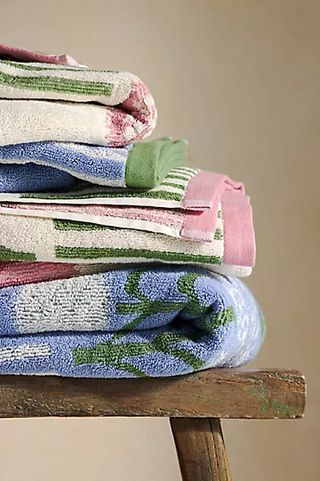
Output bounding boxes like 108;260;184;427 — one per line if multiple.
0;59;157;146
0;261;82;288
0;169;244;210
0;211;253;276
0;190;255;258
0;138;187;190
0;98;156;148
0;261;120;289
0;163;77;193
0;202;222;242
0;267;265;377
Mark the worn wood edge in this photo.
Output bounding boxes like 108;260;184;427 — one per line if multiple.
0;369;306;419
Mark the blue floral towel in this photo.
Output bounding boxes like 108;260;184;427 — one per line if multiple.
0;267;265;378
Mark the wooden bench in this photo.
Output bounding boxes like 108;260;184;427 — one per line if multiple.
0;368;305;481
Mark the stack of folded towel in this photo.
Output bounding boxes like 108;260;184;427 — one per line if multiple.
0;44;265;378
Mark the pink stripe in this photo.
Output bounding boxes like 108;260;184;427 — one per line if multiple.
0;43;80;66
0;203;186;230
222;192;256;267
0;262;81;288
183;171;244;210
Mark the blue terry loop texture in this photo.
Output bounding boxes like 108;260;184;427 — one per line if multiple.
0;267;265;378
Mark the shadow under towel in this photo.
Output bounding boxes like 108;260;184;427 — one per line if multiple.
0;267;265;378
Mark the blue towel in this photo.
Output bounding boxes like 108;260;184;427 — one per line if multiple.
0;267;265;378
0;163;77;193
0;141;130;192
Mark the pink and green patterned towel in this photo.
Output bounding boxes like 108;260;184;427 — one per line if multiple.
0;169;244;210
0;169;255;270
0;201;220;242
0;44;157;147
0;203;253;276
0;138;187;191
0;188;254;246
0;266;265;378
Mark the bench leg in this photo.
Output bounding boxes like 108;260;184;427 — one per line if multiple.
170;418;232;481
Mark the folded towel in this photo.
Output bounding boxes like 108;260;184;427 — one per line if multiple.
0;208;253;276
0;138;187;191
0;57;157;146
0;266;265;377
0;202;220;241
0;98;156;148
0;169;244;210
0;189;254;250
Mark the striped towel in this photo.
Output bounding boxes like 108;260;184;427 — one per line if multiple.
0;185;254;246
0;169;244;210
0;46;157;147
0;266;265;378
0;202;223;242
0;203;253;276
0;138;187;191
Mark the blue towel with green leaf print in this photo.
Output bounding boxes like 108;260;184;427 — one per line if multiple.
0;267;265;377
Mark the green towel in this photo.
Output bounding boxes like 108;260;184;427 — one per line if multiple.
126;137;188;188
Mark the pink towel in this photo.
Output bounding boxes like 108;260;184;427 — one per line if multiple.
222;191;256;267
0;43;80;66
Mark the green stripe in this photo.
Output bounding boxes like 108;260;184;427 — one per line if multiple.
0;70;114;96
160;182;185;191
21;189;183;202
169;171;194;178
54;219;111;231
214;227;224;240
0;245;36;261
55;245;222;265
139;191;183;201
174;167;198;174
167;174;190;181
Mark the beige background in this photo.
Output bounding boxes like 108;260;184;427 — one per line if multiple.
0;1;319;480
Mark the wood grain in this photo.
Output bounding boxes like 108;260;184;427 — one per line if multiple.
0;369;305;419
170;418;232;481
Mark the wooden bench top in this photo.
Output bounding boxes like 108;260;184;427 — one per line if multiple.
0;369;305;419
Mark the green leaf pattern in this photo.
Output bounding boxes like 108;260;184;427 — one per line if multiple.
71;271;236;376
